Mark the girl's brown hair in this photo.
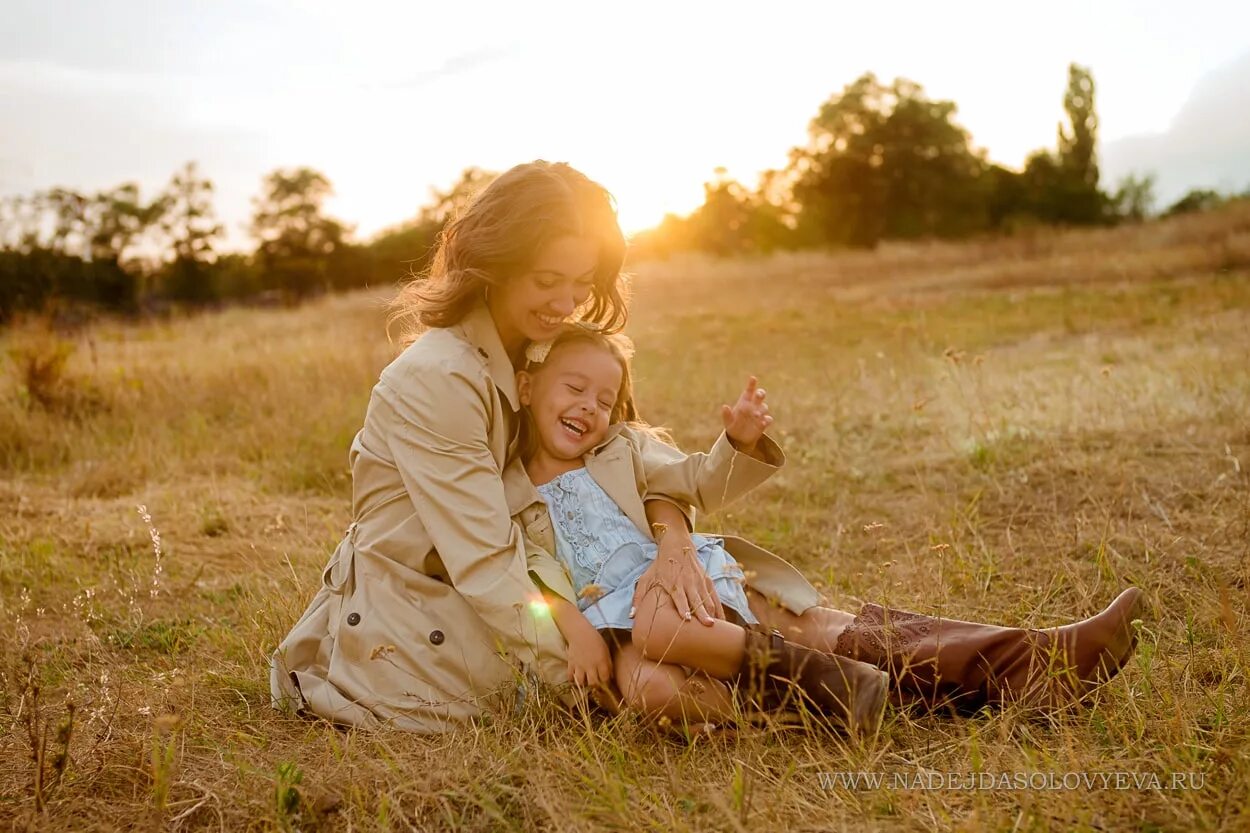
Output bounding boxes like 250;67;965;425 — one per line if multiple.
388;161;629;344
516;324;672;464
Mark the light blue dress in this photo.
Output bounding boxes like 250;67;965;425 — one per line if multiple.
535;467;759;631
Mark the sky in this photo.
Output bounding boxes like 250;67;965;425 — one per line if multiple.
2;0;1248;249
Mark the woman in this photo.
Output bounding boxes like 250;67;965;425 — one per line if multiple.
270;160;1143;731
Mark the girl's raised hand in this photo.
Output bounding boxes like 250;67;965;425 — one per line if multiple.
721;376;773;454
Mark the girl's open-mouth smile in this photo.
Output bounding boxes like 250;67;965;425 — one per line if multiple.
559;417;588;438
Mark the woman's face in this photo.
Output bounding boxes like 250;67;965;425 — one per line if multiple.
489;235;600;358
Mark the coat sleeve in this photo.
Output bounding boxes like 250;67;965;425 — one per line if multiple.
373;359;566;684
524;540;577;606
637;429;786;517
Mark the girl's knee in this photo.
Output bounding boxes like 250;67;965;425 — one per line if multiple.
620;664;682;715
630;589;685;662
632;611;682;664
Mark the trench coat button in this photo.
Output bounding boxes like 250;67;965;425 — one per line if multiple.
346;612;360;626
477;347;489;359
429;629;445;646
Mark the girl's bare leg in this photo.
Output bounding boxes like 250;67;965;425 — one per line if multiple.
631;582;748;678
632;586;890;731
612;640;735;723
745;588;855;654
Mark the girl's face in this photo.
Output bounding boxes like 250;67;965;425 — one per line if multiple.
519;341;623;462
489;235;600;358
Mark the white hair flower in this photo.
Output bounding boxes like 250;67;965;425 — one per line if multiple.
525;339;554;365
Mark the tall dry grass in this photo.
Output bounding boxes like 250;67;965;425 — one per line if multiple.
1;205;1247;831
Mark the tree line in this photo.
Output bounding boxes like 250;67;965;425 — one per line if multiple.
631;64;1247;258
2;63;1244;323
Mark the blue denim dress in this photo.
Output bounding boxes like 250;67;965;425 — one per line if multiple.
535;467;759;631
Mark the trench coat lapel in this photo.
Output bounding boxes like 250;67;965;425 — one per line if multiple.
456;302;520;411
585;431;651;537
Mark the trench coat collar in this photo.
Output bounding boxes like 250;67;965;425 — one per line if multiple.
583;426;650;534
588;423;626;454
457;302;520;411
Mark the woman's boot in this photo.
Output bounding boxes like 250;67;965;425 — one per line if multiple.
831;588;1145;712
737;626;888;734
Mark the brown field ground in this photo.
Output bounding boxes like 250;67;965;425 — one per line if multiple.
2;204;1249;831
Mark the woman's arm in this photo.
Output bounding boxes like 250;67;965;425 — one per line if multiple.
630;499;725;626
376;359;566;682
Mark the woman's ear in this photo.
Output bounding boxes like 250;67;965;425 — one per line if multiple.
517;371;533;406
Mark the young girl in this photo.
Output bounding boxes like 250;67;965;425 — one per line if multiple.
515;324;889;733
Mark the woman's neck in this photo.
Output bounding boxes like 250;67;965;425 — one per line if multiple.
487;300;528;368
525;452;585;487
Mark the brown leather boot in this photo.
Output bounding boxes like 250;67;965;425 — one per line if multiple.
831;588;1145;712
737;626;888;734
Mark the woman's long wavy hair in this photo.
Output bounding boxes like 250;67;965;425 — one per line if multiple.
516;324;673;465
387;161;629;345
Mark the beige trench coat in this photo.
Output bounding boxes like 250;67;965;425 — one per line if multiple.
270;303;822;732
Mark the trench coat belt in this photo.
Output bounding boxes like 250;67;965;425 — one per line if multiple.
323;521;359;642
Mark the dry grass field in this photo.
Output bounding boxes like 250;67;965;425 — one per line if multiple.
2;205;1248;831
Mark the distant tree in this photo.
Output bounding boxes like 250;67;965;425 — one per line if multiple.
31;184;158;310
43;188;91;258
1164;188;1226;217
1059;66;1099;190
250;167;350;298
1108;173;1156;222
0;194;47;253
786;73;988;247
983;163;1032;230
366;167;498;284
991;64;1108;227
86;184;154;263
157;162;224;303
626;168;795;260
686;169;792;256
1055;63;1105;223
419;167;496;228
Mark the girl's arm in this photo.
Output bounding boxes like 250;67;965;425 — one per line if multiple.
640;376;785;518
541;588;614;690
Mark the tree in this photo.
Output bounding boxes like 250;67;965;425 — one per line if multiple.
26;184;158;310
85;183;154;263
158;162;224;302
1054;63;1105;223
1164;188;1225;216
1059;65;1099;190
366;167;498;284
250;167;350;298
418;167;496;228
786;73;988;248
1108;173;1156;222
993;64;1108;227
688;169;793;255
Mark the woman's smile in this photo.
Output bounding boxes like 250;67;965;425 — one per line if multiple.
535;311;566;329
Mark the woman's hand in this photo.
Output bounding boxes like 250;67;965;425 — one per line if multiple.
565;618;614;690
630;520;725;627
721;375;773;457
